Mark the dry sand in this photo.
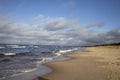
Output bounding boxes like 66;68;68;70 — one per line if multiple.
34;46;120;80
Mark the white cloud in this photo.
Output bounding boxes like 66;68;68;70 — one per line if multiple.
0;15;120;46
44;17;75;31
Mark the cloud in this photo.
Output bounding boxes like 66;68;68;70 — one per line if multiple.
32;15;76;31
82;29;120;45
62;1;75;8
44;17;75;31
104;29;120;43
85;22;105;28
0;15;120;46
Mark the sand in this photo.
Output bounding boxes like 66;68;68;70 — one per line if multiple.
34;46;120;80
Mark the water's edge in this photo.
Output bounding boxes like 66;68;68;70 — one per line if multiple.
0;48;84;80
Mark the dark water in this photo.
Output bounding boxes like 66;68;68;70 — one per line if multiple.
0;44;80;79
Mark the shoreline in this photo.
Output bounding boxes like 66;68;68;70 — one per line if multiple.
33;47;89;80
34;46;120;80
0;48;82;80
33;50;82;80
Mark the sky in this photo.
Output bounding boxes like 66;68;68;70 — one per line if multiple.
0;0;120;46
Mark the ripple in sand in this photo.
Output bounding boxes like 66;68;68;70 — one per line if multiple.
117;57;120;60
108;62;120;66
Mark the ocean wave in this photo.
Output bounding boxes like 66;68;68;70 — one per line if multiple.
0;45;81;80
0;68;37;80
3;53;16;56
5;45;26;49
0;47;5;49
59;49;73;53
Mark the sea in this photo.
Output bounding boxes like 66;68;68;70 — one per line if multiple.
0;44;82;80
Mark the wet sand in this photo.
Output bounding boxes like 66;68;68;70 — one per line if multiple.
34;46;120;80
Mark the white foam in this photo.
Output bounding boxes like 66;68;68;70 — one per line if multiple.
59;49;73;53
53;49;74;57
40;57;53;64
72;48;78;50
33;46;39;48
20;68;36;73
53;48;80;58
54;52;61;56
19;46;26;48
0;47;5;49
3;53;16;56
6;45;26;48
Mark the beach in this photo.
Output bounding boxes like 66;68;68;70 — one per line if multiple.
34;46;120;80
